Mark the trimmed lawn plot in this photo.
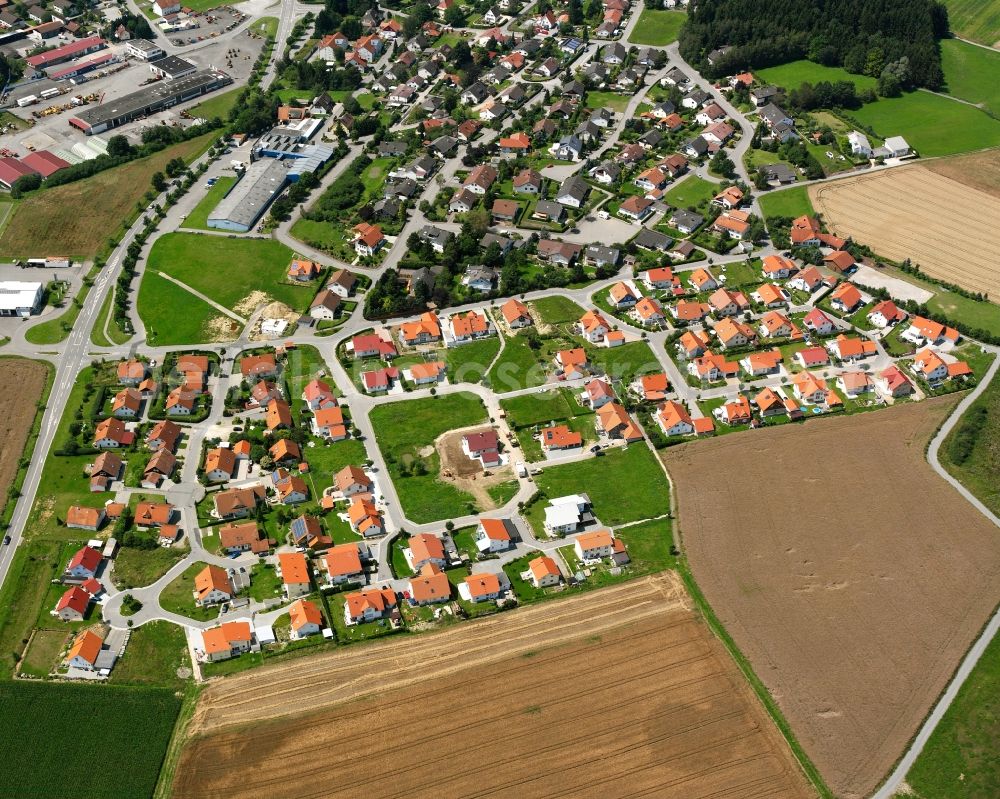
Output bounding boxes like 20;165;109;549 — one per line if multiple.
585;339;660;380
0;682;181;799
138;268;240;346
663;175;719;210
927;289;1000;333
585;91;630;113
182;176;237;229
284;344;334;420
487;332;548;391
501;388;589;428
759;185;815;219
111;620;191;688
526;445;670;532
756;60;878;92
627;9;686;45
190;87;243;120
145;233;307;314
303;437;368;479
18;629;67;677
941;38;1000;116
849;91;1000;157
369;393;489;522
446;337;502;384
531;295;585;325
0;539;61;678
940;0;1000;46
0;132;215;259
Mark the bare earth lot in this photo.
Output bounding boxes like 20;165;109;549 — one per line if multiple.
174;575;814;799
810;166;1000;299
662;397;1000;798
0;358;48;502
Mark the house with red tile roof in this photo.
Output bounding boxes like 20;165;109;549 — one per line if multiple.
201;621;254;662
657;400;694;437
407;533;447;571
194;565;234;606
324;543;365;585
459;571;509;602
344;587;397;624
867;300;907;329
289;598;324;639
713;394;753;425
66;505;105;531
539;424;583;452
65;629;103;670
827;334;877;362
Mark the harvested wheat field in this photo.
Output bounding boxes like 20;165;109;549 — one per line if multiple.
662;397;1000;799
0;358;48;501
174;575;814;799
923;148;1000;200
810;166;1000;298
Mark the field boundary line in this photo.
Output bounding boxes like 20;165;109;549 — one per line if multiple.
658;447;834;799
154;271;247;324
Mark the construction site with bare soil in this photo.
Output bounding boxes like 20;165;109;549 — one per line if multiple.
662;397;1000;798
172;575;815;799
436;425;516;510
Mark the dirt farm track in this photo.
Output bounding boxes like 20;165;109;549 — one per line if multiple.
809;165;1000;299
663;397;1000;798
174;576;814;799
0;358;47;504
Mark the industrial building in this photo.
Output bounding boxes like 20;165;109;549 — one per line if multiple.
0;281;43;317
148;55;197;80
25;36;106;70
69;69;232;134
207;159;291;232
126;39;166;61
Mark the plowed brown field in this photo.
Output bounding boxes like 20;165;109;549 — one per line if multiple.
0;358;48;504
809;166;1000;299
173;575;815;799
663;397;1000;799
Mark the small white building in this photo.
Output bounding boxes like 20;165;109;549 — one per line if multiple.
847;131;871;157
543;494;590;535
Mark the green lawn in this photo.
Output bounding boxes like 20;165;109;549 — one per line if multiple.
501;387;590;428
941;38;1000;116
0;682;180;799
159;561;222;622
247;562;284;602
137;270;230;346
527;445;670;531
181;176;237;230
111;621;190;688
758;185;816;219
756;60;878;92
145;232;305;314
905;625;1000;798
0;539;61;678
446;337;502;384
627;9;686;45
664;176;719;210
369;393;488;522
113;545;188;590
586;340;661;380
189;87;243;120
532;296;585;325
927;289;1000;333
585;91;630;113
850;90;1000;157
487;332;548;392
939;367;1000;517
940;0;1000;46
615;517;675;573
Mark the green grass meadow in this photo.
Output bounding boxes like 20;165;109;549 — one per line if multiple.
940;0;1000;46
627;9;686;45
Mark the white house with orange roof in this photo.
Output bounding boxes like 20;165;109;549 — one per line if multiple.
501;298;533;329
608;281;639;309
289;598;324;639
201;621;254;662
713;395;753;425
901;316;960;348
448;310;494;344
344;588;397;625
656;400;694;437
524;556;561;588
474;518;517;553
574;529;615;561
577;309;612;343
555;348;588;379
459;571;510;603
406;533;448;571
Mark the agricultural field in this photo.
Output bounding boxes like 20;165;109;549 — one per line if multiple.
904;624;1000;799
627;8;686;45
173;576;813;799
0;132;215;259
758;185;816;219
756;59;879;92
940;0;1000;46
368;393;488;522
810;166;1000;298
848;90;1000;156
940;39;1000;116
0;681;181;799
924;148;1000;200
662;398;1000;797
940;369;1000;516
0;358;50;521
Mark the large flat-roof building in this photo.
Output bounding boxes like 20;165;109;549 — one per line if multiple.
126;39;165;61
0;281;43;317
70;69;232;134
207;159;290;233
148;54;197;80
